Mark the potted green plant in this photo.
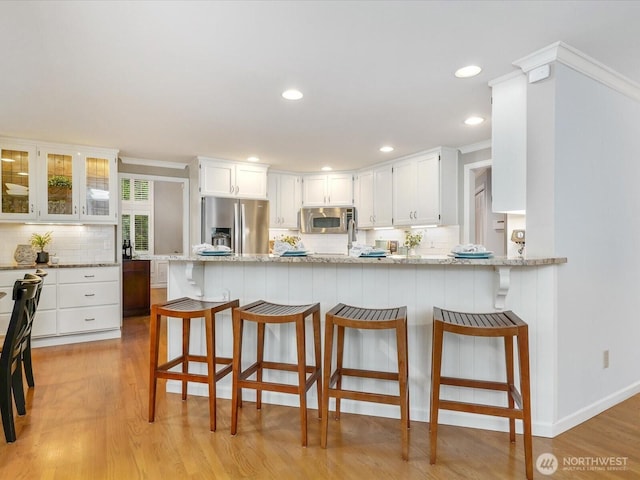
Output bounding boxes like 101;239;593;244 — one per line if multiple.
403;230;423;257
30;231;53;264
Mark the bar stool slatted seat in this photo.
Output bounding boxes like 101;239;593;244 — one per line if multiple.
321;303;410;460
430;307;533;479
148;296;239;432
231;300;322;446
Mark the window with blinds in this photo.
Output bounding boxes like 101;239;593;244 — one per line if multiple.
121;176;153;254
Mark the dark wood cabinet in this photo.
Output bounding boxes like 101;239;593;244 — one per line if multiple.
122;260;150;317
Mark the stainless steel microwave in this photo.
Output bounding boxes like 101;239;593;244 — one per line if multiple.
300;207;356;234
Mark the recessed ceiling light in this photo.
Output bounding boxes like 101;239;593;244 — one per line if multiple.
455;65;482;78
321;166;332;171
247;156;260;162
379;145;394;153
464;116;485;126
282;89;303;100
1;157;15;162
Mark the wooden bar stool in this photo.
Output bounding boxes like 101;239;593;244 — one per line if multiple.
321;303;410;460
148;296;239;432
230;300;322;446
430;307;533;480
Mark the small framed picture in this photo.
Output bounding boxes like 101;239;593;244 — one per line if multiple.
389;240;398;254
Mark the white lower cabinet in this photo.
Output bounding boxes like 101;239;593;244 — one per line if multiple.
58;267;120;334
57;304;120;335
0;266;121;346
0;269;57;338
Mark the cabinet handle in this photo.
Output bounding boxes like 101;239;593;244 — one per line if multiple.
82;206;86;215
373;215;376;223
84;275;95;278
409;211;413;219
74;205;77;214
230;185;234;194
414;210;417;218
235;185;239;194
328;196;331;204
84;293;95;297
31;204;34;213
84;318;96;322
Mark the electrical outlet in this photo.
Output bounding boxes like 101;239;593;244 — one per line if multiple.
603;350;609;369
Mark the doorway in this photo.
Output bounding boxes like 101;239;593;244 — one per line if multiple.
463;160;506;255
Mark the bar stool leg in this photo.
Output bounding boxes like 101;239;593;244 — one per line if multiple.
295;318;308;446
312;310;322;419
321;315;334;449
256;322;265;410
429;319;444;464
181;317;190;400
204;310;217;431
396;318;409;461
518;327;533;480
335;324;345;419
231;313;243;436
148;306;160;423
504;335;516;442
404;318;410;430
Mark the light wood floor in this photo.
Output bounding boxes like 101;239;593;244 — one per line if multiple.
0;288;638;478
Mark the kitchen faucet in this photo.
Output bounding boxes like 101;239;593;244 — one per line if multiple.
347;218;357;253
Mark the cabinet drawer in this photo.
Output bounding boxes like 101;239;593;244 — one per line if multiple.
57;304;120;334
0;283;56;314
32;309;57;338
58;267;119;284
59;281;119;308
0;269;57;287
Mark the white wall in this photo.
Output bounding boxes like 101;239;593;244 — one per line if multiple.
527;63;640;423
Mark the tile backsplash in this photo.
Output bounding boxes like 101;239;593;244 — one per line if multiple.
270;225;460;255
0;224;117;264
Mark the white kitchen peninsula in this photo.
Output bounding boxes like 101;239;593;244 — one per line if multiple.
166;254;566;437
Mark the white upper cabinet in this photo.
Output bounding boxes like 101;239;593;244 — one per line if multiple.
38;147;118;223
198;157;267;199
267;172;301;228
355;165;392;228
490;73;527;213
392;148;458;226
302;173;353;206
0;141;37;221
0;138;117;224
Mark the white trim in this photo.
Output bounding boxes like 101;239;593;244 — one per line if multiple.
513;41;640;102
120;156;188;170
549;381;640;437
462;159;492;244
487;69;524;87
457;139;491;154
33;329;121;348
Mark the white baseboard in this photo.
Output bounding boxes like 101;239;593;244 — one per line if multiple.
32;328;121;348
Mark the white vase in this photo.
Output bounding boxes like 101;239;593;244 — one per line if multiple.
408;248;416;257
14;244;36;266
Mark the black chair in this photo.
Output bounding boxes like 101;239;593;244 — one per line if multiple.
0;276;41;442
21;269;47;388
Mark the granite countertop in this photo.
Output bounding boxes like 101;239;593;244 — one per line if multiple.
166;254;566;266
0;262;120;271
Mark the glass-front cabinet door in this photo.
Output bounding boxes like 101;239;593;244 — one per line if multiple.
81;154;117;222
39;148;78;221
38;148;117;223
0;143;37;220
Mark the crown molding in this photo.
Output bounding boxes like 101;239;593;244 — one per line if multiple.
458;139;491;154
120;156;188;170
513;41;640;102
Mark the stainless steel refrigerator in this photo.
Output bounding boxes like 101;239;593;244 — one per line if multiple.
201;197;270;254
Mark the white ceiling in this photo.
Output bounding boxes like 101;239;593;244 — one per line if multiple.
1;1;639;172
